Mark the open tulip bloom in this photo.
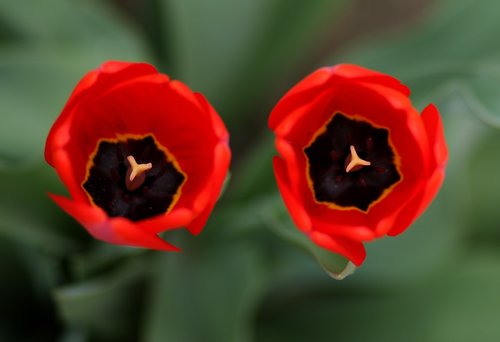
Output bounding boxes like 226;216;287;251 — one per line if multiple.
269;64;448;266
45;61;230;251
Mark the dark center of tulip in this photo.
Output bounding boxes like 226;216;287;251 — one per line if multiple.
304;113;401;211
83;135;186;221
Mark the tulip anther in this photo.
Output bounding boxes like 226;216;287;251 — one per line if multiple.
345;145;371;173
126;155;152;191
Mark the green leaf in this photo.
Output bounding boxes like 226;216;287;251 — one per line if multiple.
255;290;426;342
333;0;500;115
0;163;88;255
0;0;146;49
68;244;146;281
0;0;149;167
462;129;500;240
0;237;60;341
422;251;500;342
53;256;150;341
141;240;268;342
255;250;500;342
218;193;352;280
462;67;500;127
225;132;277;202
164;0;271;97
164;0;349;130
260;195;352;279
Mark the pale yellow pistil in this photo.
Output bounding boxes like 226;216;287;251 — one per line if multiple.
126;155;152;191
345;145;371;173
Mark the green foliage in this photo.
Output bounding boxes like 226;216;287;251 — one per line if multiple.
142;240;267;342
1;0;500;341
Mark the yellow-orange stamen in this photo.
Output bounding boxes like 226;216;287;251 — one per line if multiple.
126;155;152;191
345;145;371;173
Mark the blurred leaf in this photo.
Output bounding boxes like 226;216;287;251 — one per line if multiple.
164;0;349;131
225;0;348;109
217;193;351;280
463;129;500;240
68;244;146;281
225;132;276;202
58;329;89;342
429;90;496;231
224;183;458;286
0;0;149;167
164;0;270;97
0;237;60;341
353;191;459;288
421;88;500;247
0;0;146;48
462;66;500;127
423;251;500;342
255;249;500;342
259;195;352;279
0;163;88;256
333;0;500;115
255;290;426;342
142;239;268;342
53;256;150;342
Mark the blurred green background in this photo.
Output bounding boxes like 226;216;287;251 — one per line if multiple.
1;0;500;341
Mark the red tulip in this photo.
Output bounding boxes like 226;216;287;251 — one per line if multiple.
45;61;230;251
269;64;448;266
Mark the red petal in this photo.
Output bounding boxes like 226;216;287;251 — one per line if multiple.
274;87;337;141
368;179;423;236
387;105;448;236
107;218;180;251
309;231;366;266
421;104;449;171
273;157;312;233
194;92;229;142
274;137;310;202
186;141;231;235
274;81;430;184
269;67;333;130
331;64;410;96
96;61;159;90
312;218;376;241
139;208;194;234
50;194;179;251
62;75;213;189
359;82;432;179
269;65;411;134
331;64;389;78
45;62;162;192
45;71;99;166
388;168;445;236
51;147;88;203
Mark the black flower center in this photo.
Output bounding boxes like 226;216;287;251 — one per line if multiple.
304;113;401;211
83;135;186;221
